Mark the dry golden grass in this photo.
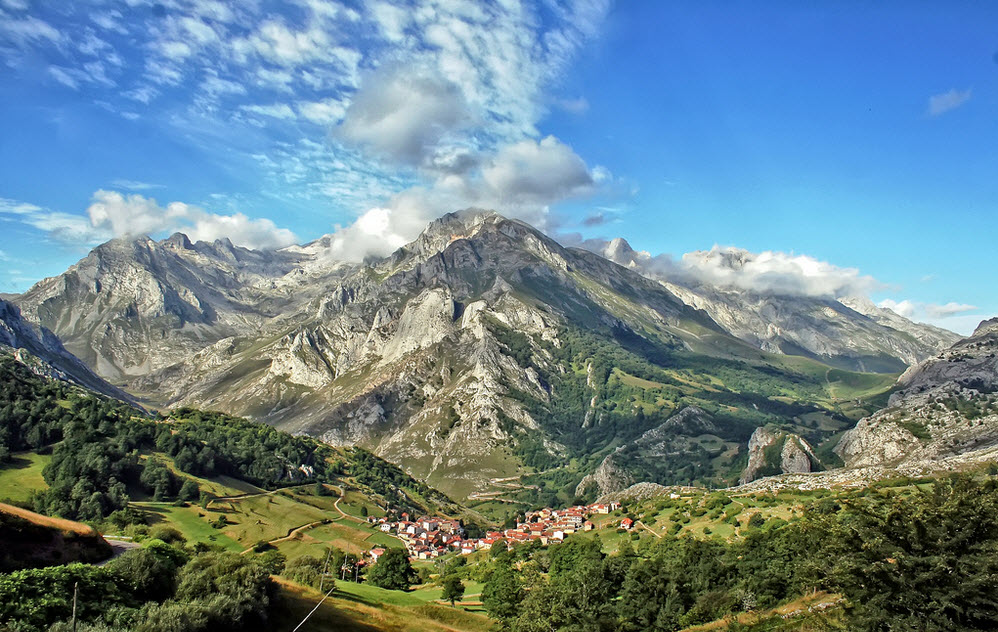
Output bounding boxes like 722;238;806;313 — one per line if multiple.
679;592;845;631
0;501;100;537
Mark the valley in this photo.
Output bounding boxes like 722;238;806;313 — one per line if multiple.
1;211;996;632
4;211;954;502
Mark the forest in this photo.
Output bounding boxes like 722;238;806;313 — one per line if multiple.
0;356;451;522
473;475;998;631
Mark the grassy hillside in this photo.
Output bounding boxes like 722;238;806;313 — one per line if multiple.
272;579;492;632
0;502;112;571
451;321;899;520
0;451;51;503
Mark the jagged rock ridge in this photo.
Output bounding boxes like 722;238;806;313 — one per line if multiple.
8;209;967;498
0;298;130;401
601;238;959;372
836;318;998;473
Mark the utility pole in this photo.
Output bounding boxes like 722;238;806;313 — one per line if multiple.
319;548;332;593
71;582;78;632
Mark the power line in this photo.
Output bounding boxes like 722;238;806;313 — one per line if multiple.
290;584;336;632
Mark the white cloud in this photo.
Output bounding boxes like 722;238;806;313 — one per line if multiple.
879;299;983;335
233;19;346;68
1;197;108;243
0;14;64;48
879;299;978;320
370;1;410;42
110;179;164;191
86;190;298;250
200;74;246;99
255;67;294;91
925;301;978;318
297;98;347;125
91;10;128;35
25;210;108;244
338;67;472;168
320;134;602;262
123;85;159;104
675;247;882;298
145;59;183;86
0;198;42;215
928;88;971;116
159;40;193;61
482;136;595;205
594;239;881;300
0;193;297;251
3;0;611;261
48;66;79;89
556;96;589;114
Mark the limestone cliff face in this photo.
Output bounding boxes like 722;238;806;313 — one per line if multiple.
575;450;635;500
836;319;998;472
18;210;714;498
14;233;315;382
8;209;973;499
739;427;818;485
0;298;129;400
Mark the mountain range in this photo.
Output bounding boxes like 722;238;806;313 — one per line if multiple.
4;210;981;500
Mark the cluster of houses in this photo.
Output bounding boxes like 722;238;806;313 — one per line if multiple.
365;501;623;562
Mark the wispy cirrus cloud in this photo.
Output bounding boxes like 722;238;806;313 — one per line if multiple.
879;299;978;320
110;179;165;191
928;88;972;116
1;0;611;259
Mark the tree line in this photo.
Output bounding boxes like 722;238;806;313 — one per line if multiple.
480;475;998;631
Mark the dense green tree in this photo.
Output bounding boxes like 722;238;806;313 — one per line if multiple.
827;475;998;630
441;574;465;606
482;557;524;625
366;548;416;591
173;552;274;630
177;480;200;502
107;547;179;602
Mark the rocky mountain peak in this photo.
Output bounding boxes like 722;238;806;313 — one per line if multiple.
602;237;639;267
973;318;998;338
164;232;194;250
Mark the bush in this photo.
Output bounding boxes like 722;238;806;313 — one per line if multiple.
149;526;186;545
284;555;324;588
107;548;179;602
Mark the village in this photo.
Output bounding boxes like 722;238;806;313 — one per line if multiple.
363;501;625;563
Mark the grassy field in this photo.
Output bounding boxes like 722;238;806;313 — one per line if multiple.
0;452;51;503
137;504;243;551
271;579;492;632
577;488;832;554
136;481;409;563
0;501;99;536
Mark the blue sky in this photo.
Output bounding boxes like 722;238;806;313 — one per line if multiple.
0;1;994;334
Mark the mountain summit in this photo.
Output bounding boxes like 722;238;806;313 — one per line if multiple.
10;210;963;497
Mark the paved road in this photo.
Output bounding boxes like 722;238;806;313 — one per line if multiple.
98;538;141;565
